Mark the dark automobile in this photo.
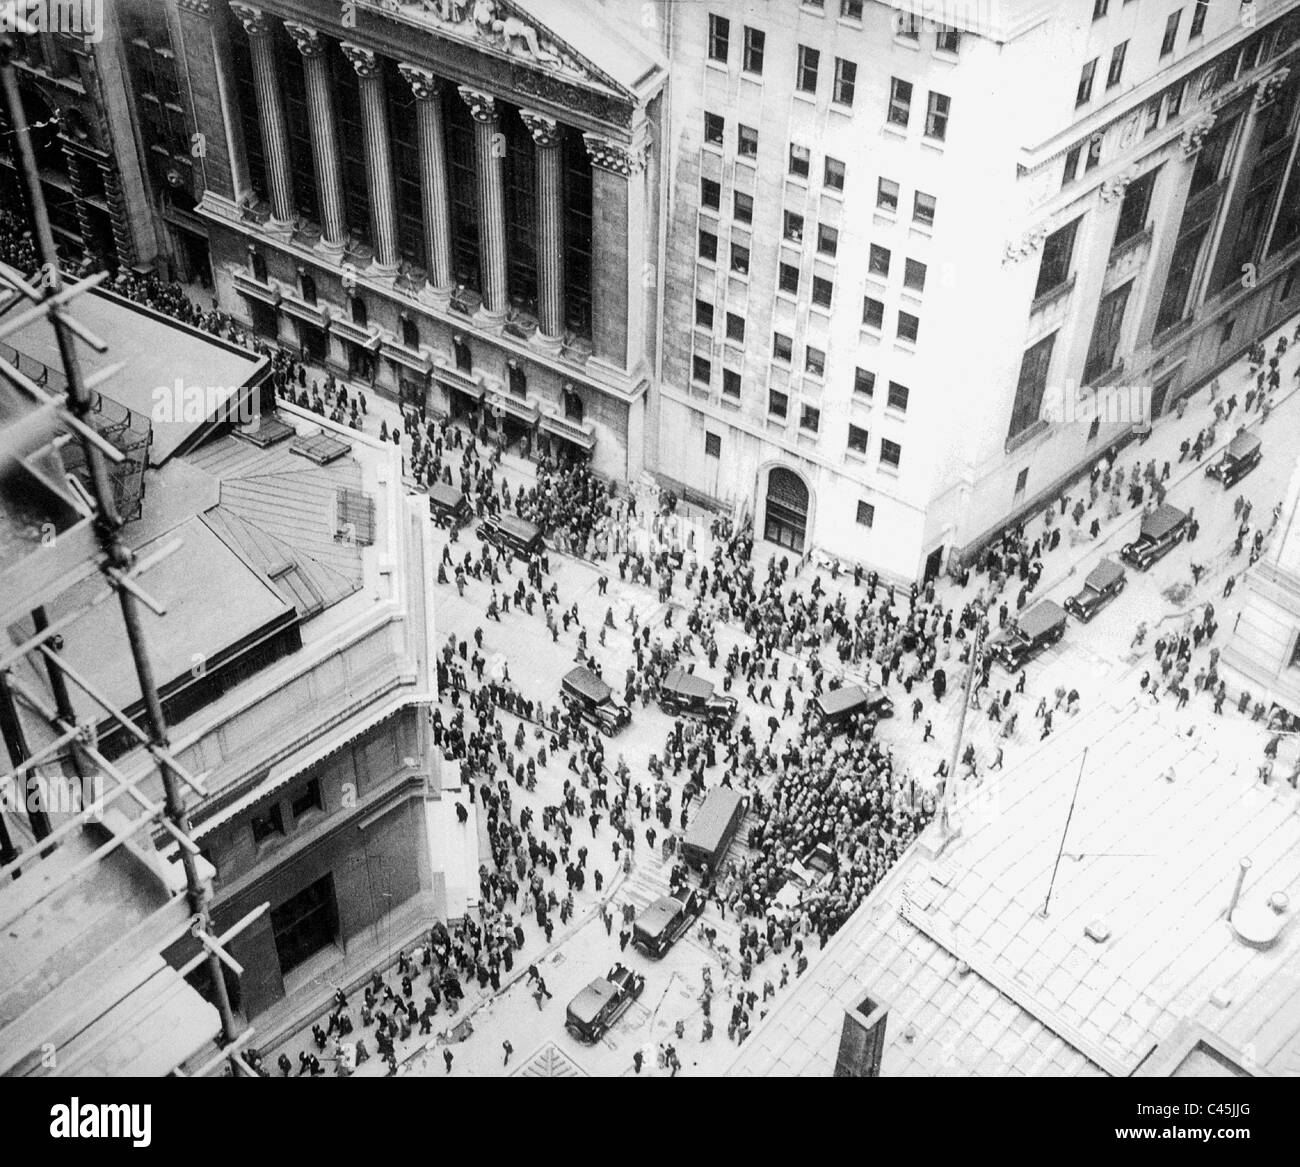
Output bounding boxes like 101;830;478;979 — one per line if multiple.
1205;430;1262;489
657;666;738;726
562;665;631;736
427;482;470;529
811;683;894;735
1064;559;1127;622
478;513;544;557
1121;503;1189;571
994;600;1067;670
633;888;706;958
565;963;645;1043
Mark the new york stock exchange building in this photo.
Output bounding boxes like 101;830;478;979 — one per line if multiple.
175;0;665;480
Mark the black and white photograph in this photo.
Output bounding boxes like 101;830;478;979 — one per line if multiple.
0;0;1298;1137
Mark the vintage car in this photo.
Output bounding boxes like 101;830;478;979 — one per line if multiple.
1205;430;1262;489
427;482;470;529
477;513;545;557
657;666;738;726
994;599;1068;670
1064;559;1127;623
565;963;645;1043
1121;503;1189;571
561;666;631;736
811;683;895;735
633;888;706;958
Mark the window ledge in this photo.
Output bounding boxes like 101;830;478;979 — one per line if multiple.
808;305;833;322
705;60;729;75
846;448;869;463
881;122;909;141
821;187;845;202
894;37;922;52
793;91;818;106
860;327;883;343
1004;418;1050;453
865;274;889;293
719;394;742;409
910;223;934;240
829;102;855;117
885;406;909;421
920;137;946;155
878;463;901;477
893;339;918;354
735;155;758;171
933;50;960;65
874;211;898;227
1029;273;1076;314
901;287;924;304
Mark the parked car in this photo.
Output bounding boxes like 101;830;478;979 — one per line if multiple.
478;513;544;557
994;599;1068;670
810;683;894;735
1205;430;1262;489
565;963;645;1043
1121;503;1190;571
427;482;470;529
1064;559;1127;623
657;666;738;726
561;666;631;736
633;888;706;958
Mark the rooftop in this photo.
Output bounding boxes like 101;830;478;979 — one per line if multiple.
728;694;1300;1077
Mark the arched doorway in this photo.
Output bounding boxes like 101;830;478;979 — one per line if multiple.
763;467;809;552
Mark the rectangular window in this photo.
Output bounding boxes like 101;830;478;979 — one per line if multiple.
704;112;724;145
769;389;789;418
1085;133;1103;172
734;191;754;223
824;157;846;191
695;298;714;328
897;311;920;342
1077;58;1098;105
854;367;875;397
1113;168;1157;248
701;177;721;209
856;500;875;527
887;381;910;411
800;404;821;432
833;58;857;106
1144;98;1162;136
1083;280;1133;382
1190;0;1207;38
1161;10;1182;57
1034;219;1080;298
1166;81;1184;118
743;26;765;74
805;346;826;376
936;25;960;53
693;354;712;383
705;431;721;457
903;258;927;291
738;124;759;157
252;802;285;844
1008;332;1056;438
888;77;913;127
779;262;800;294
1015;467;1029;497
797;45;820;93
291;778;323;820
1063;144;1083;187
841;0;863;18
784;210;805;242
877;177;900;212
1107;41;1127;88
816;223;839;255
869;244;891;276
1155;225;1208;333
897;12;920;39
863;296;885;329
271;874;338;975
789;143;811;178
698;229;718;261
812;276;834;308
847;423;869;454
708;14;730;62
925;92;951;140
880;438;902;468
913;191;937;227
730;242;750;274
725;311;745;341
773;332;793;362
1093;0;1109;18
722;368;742;398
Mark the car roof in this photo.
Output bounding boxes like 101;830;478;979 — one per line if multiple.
1140;503;1188;539
427;482;464;507
492;514;541;541
638;895;684;932
563;666;612;702
663;666;714;699
1016;600;1067;637
1227;431;1261;459
817;684;868;716
568;977;616;1024
1084;559;1125;591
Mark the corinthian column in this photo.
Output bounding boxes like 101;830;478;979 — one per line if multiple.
285;22;346;254
341;42;399;273
398;65;453;299
520;109;564;350
231;4;294;227
457;86;507;323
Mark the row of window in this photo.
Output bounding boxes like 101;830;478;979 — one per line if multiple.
250;778;323;845
700;406;903;469
887;78;951;141
1093;0;1208;47
1077;3;1210;106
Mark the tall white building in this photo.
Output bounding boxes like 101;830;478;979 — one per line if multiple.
653;0;1300;580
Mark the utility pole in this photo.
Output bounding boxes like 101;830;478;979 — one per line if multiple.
1042;748;1089;918
939;618;985;838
